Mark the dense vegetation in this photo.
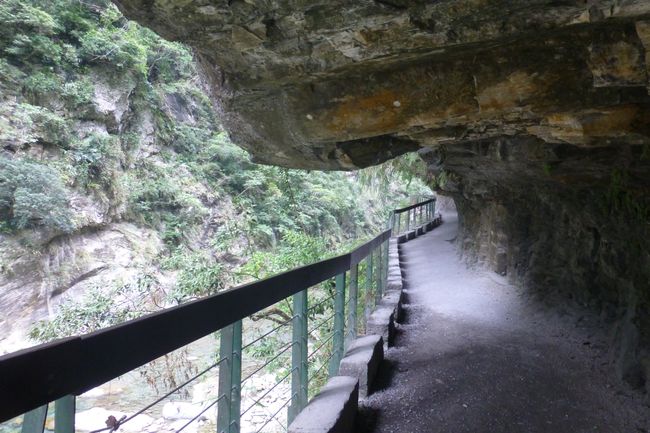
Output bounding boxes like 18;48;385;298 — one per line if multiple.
0;0;430;343
0;1;432;428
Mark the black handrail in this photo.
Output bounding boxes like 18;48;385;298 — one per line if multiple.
0;229;391;422
393;197;436;214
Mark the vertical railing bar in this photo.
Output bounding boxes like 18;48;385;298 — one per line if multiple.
218;325;234;433
230;320;242;433
21;404;47;433
300;292;308;406
289;290;308;424
54;395;75;433
329;273;346;377
346;264;359;343
397;212;401;236
364;250;374;331
383;238;389;298
376;242;383;304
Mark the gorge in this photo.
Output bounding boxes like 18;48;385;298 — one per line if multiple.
110;0;650;394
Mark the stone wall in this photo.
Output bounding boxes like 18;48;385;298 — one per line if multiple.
422;136;650;390
112;0;650;392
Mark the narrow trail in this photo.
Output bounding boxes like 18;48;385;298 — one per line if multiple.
361;213;649;433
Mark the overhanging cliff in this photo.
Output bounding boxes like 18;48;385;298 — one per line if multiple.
112;0;650;391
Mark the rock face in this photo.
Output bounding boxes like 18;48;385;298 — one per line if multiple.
113;0;650;167
113;1;650;389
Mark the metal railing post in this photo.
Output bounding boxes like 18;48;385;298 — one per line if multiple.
231;321;242;433
218;321;242;433
396;212;402;235
329;273;346;377
21;405;47;433
383;239;389;297
54;396;75;433
406;209;410;232
346;264;358;343
376;244;383;304
289;290;308;424
364;251;374;329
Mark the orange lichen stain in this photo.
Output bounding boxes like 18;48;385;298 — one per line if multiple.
589;41;645;86
537;106;639;143
407;101;478;129
326;89;405;136
545;113;585;141
581;105;638;136
477;71;539;113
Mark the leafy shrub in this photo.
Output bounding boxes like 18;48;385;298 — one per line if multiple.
162;247;225;302
0;157;74;232
77;6;147;76
70;132;119;191
62;78;94;108
238;231;328;280
23;71;62;101
29;273;158;341
17;103;70;146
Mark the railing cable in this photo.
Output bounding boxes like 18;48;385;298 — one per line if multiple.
240;341;295;386
240;369;293;418
89;357;226;433
175;394;227;433
241;315;295;351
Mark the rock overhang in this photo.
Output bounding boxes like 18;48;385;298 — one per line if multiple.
111;0;650;389
112;0;650;169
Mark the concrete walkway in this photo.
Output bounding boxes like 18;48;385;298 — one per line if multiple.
361;213;649;433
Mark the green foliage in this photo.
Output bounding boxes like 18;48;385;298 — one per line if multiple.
61;78;94;107
542;162;553;176
603;168;650;222
69;132;119;190
8;103;71;147
238;231;329;281
161;247;225;302
0;157;74;232
125;164;208;232
359;152;429;190
29;273;158;342
4;3;435;405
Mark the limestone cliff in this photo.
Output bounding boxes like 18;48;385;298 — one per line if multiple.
0;1;429;353
112;0;650;391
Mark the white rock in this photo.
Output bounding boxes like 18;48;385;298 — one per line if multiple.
75;407;154;432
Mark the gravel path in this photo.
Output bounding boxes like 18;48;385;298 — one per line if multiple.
360;213;649;433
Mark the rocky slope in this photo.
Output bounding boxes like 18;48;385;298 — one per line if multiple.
0;1;430;353
112;0;650;394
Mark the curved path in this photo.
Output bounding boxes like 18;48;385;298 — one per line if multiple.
361;213;649;433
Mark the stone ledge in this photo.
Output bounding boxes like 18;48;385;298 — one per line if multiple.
367;306;396;347
382;289;405;321
339;335;384;398
288;376;359;433
386;277;402;291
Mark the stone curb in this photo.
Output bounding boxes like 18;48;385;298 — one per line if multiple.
338;335;384;398
366;306;396;347
288;376;359;433
378;289;405;323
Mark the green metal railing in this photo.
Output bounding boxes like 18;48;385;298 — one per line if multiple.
390;197;436;237
0;199;431;433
